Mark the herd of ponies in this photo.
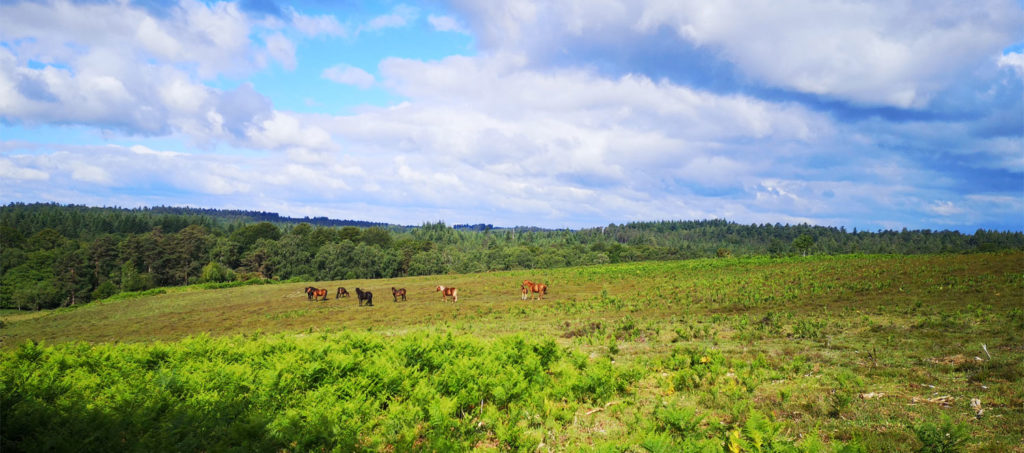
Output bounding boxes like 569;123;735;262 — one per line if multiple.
302;280;548;306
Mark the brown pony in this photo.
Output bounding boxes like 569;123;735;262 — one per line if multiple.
392;287;407;302
436;285;458;303
520;284;529;300
336;287;350;298
307;287;328;302
305;286;316;300
522;280;547;300
355;287;373;306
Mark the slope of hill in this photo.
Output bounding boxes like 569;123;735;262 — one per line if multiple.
2;253;1022;450
3;202;1023;311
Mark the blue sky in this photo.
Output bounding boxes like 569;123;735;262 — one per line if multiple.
1;0;1022;232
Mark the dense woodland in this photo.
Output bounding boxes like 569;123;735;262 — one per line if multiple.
2;202;1022;310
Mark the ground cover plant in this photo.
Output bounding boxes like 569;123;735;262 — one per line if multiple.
2;252;1022;451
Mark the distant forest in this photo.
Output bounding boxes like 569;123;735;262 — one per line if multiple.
2;202;1022;310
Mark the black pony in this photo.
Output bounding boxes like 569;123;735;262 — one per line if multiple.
355;287;373;307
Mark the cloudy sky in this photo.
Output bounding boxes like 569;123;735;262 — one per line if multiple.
1;0;1022;231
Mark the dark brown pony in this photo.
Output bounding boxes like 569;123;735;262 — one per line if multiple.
307;287;328;302
435;285;458;303
305;286;316;300
336;287;350;298
392;287;406;302
522;280;547;300
355;287;373;306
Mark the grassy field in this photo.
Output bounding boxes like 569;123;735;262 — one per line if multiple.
2;253;1022;451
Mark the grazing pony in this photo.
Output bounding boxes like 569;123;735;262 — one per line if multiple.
336;287;350;298
392;287;407;302
522;280;548;300
306;287;328;302
435;285;458;303
355;287;373;306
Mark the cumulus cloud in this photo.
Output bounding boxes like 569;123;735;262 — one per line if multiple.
998;51;1024;76
322;64;376;89
362;4;418;32
428;15;467;33
247;111;335;151
1;0;1019;231
446;0;1024;109
0;143;333;202
264;33;297;70
288;7;346;37
0;157;49;181
0;0;304;142
306;48;1018;229
376;53;827;143
312;54;853;223
0;0;259;78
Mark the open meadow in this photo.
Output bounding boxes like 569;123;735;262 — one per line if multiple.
2;252;1022;452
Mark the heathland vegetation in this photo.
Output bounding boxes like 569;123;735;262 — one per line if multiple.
2;253;1021;451
2;202;1022;310
2;203;1022;451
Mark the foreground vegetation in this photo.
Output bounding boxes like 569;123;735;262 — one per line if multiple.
4;202;1022;310
2;253;1022;451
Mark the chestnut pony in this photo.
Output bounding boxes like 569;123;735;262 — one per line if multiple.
522;280;548;300
435;285;458;303
306;287;328;302
392;287;407;302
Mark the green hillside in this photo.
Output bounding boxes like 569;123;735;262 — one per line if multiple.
2;253;1022;451
4;202;1023;312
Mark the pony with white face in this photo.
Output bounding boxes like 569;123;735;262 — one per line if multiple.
435;285;458;303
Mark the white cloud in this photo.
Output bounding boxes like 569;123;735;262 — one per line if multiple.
998;51;1024;76
928;201;964;216
428;15;467;33
129;145;184;158
638;0;1022;108
247;111;335;151
0;0;288;141
363;4;419;32
265;33;296;70
0;157;49;181
288;7;346;37
322;64;376;89
307;53;851;223
70;163;112;185
0;143;347;202
377;53;827;143
447;0;1024;108
0;0;1018;231
0;0;257;78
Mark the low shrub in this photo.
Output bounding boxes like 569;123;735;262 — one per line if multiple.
0;331;640;452
913;414;970;453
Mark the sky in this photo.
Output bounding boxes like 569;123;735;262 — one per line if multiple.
1;0;1022;232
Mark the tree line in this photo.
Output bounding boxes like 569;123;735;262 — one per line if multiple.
2;203;1022;310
